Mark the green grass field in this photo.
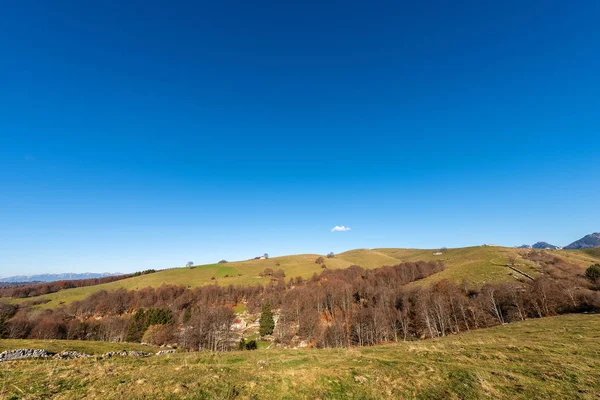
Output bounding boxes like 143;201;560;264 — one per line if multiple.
1;314;598;399
8;246;599;309
552;248;600;267
581;247;600;260
375;246;537;286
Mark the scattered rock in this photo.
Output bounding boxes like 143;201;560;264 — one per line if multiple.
103;350;152;358
127;351;153;357
156;350;175;356
354;375;368;383
104;351;129;359
53;351;91;360
0;349;54;362
1;348;154;363
173;383;188;394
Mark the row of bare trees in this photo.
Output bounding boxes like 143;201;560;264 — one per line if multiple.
273;276;598;348
1;257;598;350
181;306;236;351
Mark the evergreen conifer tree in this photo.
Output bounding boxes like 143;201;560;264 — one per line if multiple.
259;302;275;336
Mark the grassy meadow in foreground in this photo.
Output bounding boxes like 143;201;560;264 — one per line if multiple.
0;314;598;399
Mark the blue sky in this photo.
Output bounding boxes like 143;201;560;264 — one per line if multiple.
1;1;599;276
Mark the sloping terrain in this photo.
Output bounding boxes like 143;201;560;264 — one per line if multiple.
581;247;600;260
375;246;538;286
9;255;352;309
1;314;598;399
335;249;406;269
565;232;600;249
8;246;596;309
549;248;600;267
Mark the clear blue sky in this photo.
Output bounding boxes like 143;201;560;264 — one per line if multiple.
1;1;599;276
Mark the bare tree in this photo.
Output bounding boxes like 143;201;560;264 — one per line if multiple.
7;251;600;350
481;285;504;324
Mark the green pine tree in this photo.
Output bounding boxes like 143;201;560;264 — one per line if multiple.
126;309;147;342
183;307;192;324
146;308;172;326
259;302;275;336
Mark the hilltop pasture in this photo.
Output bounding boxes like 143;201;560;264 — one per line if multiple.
7;246;598;309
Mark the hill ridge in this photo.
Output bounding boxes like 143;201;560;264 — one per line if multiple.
565;232;600;249
6;245;600;310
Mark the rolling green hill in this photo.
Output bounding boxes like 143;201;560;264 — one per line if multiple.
376;246;530;285
9;246;595;309
581;247;600;260
1;314;598;399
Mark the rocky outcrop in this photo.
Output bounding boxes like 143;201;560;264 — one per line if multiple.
54;351;91;360
104;351;153;358
0;349;53;362
0;348;168;363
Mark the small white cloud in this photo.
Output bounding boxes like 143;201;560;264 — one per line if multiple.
331;225;351;232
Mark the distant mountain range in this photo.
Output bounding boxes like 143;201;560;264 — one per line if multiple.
517;232;600;250
3;233;598;283
0;281;44;288
564;232;600;249
0;272;122;283
517;242;561;249
532;241;561;249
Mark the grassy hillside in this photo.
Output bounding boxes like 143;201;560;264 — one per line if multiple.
1;314;598;399
9;255;353;309
375;246;537;285
548;248;600;267
363;246;563;286
580;247;600;260
9;246;592;309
